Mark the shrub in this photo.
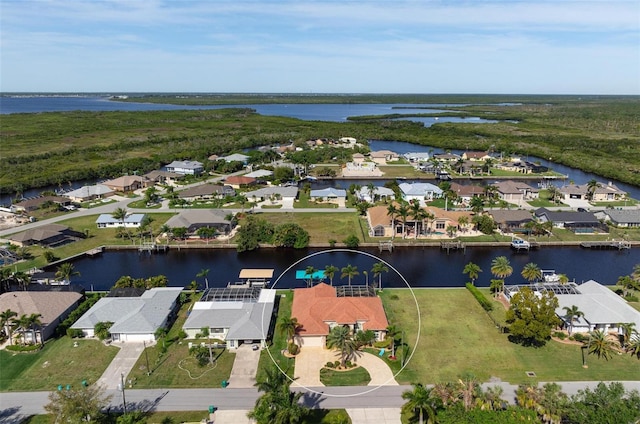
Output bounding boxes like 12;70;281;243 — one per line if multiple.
388;294;399;300
573;333;588;342
624;294;639;302
553;331;566;340
326;361;335;368
345;360;353;368
334;360;340;368
6;344;41;352
328;239;337;248
343;234;360;248
66;328;84;338
177;330;187;340
465;283;494;311
287;342;299;355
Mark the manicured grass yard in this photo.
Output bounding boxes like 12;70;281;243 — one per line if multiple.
257;290;296;382
380;288;640;385
0;338;118;392
320;366;371;386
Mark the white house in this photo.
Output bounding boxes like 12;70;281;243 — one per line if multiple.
356;186;395;203
399;182;443;206
165;160;204;175
64;184;114;202
219;153;250;164
310;187;347;207
96;213;147;228
70;288;183;342
183;288;276;349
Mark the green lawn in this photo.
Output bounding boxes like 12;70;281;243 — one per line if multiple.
380;288;640;385
257;212;363;245
320;366;371;386
0;338;118;392
257;290;296;382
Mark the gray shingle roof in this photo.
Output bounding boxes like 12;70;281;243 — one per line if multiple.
71;288;182;334
165;209;230;228
244;186;298;199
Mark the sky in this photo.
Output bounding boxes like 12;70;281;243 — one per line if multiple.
1;0;639;94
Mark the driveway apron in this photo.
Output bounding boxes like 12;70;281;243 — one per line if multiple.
96;342;146;389
228;344;260;388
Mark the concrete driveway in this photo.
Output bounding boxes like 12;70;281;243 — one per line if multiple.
347;408;402;424
293;347;398;388
228;344;260;388
96;342;147;389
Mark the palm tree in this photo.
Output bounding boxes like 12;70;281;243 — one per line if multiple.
385;324;401;358
626;337;640;359
431;381;457;408
401;383;437;424
562;305;584;335
586;179;600;201
12;271;30;291
558;274;569;285
632;263;640;284
16;313;42;345
618;322;637;348
196;268;210;290
387;203;398;239
586;330;616;361
409;201;427;238
326;325;358;368
112;207;128;226
278;316;300;346
477;385;505;411
397;202;410;239
470;196;484;213
304;266;317;287
0;309;17;345
521;262;542;283
55;262;80;284
323;265;339;286
371;262;389;290
490;256;513;296
366;182;376;203
254;365;289;394
463;262;482;286
457;215;469;233
340;264;359;286
456;375;479;411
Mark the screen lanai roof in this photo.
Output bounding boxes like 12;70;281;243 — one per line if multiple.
200;287;261;302
504;282;581;297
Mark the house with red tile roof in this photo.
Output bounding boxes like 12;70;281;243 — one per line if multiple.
224;175;256;189
291;283;388;348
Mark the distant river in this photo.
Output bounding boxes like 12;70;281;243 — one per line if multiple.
57;246;637;291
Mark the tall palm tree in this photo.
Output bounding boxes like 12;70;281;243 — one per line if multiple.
304;266;317;287
385;324;401;358
254;365;289;394
111;207;128;226
463;262;482;286
626;337;640;359
387;203;398;239
0;309;17;345
278;316;300;345
618;322;637;348
340;264;359;286
55;262;80;284
562;305;584;335
371;262;389;290
470;196;485;213
397;202;410;239
409;201;427;238
366;182;376;203
490;256;513;296
326;325;358;368
401;383;437;424
586;330;616;361
456;375;479;411
196;268;210;290
477;385;505;411
323;265;339;286
16;313;42;345
12;271;30;291
521;262;542;283
457;215;469;233
586;179;600;201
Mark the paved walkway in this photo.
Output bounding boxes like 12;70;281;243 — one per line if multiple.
96;342;147;389
293;347;398;388
228;344;260;388
347;408;402;424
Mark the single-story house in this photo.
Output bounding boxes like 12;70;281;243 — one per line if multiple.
164;209;235;235
309;187;347;207
432;152;460;162
534;208;604;233
244;169;274;179
103;176;150;193
165;160;204;176
559;182;626;202
488;210;534;233
504;280;640;336
0;291;83;343
177;184;232;201
423;207;474;235
219;153;250;164
369;150;400;165
366;205;394;237
9;224;84;247
449;182;485;203
244;186;298;206
225;175;257;189
403;152;431;163
182;287;276;349
595;209;640;228
356;186;395;203
399;182;443;206
144;170;184;185
13;196;72;212
291;283;388;347
462;151;492;161
492;180;539;203
70;287;182;342
64;184;114;202
96;213;147;228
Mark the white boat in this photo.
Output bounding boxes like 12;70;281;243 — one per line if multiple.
542;270;561;283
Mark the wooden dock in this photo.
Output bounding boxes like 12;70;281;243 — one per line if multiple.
580;240;631;250
379;240;394;252
440;240;465;253
138;243;168;254
86;247;104;257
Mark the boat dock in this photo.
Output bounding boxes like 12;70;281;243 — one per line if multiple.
510;237;540;252
379;241;394;252
138;243;168;254
440;240;465;253
580;240;631;250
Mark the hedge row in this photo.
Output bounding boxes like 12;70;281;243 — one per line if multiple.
58;293;104;337
465;283;494;312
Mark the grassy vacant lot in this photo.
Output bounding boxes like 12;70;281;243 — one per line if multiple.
256;212;365;245
257;290;296;382
380;288;640;385
0;338;118;392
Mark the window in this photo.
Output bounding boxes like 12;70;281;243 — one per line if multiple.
436;222;446;230
211;328;224;334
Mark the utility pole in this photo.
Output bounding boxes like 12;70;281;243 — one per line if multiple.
143;340;151;375
119;373;128;414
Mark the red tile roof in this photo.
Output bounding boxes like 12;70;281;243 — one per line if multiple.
291;283;388;336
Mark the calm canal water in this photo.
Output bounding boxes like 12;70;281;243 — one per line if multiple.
60;246;637;291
